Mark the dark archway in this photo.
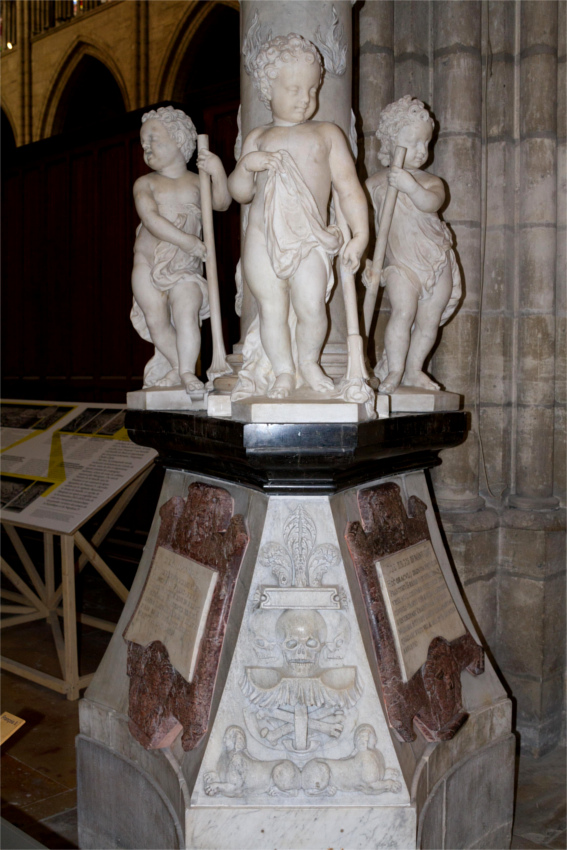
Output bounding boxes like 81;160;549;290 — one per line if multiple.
53;54;126;135
172;4;240;117
172;3;241;363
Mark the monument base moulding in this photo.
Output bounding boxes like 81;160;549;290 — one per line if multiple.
77;410;515;850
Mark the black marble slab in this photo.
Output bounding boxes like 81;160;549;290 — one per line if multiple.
125;409;468;495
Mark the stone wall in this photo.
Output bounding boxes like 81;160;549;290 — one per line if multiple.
356;0;566;755
0;0;238;146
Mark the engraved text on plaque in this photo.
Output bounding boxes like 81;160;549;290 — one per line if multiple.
124;546;218;682
375;540;465;682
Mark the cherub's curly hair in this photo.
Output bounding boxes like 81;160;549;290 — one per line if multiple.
252;34;322;109
141;105;197;163
376;95;434;166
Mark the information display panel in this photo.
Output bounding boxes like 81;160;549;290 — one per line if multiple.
0;400;156;534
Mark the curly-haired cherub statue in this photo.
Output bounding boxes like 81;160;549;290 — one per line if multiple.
228;34;368;400
131;106;231;392
365;96;462;394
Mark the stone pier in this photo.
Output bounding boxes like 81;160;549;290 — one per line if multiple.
357;0;565;755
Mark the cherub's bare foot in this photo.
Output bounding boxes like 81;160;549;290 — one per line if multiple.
268;372;295;399
180;372;205;394
402;371;440;391
378;370;403;394
156;369;181;387
300;362;334;394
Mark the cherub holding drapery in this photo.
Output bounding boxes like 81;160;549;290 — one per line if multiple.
228;34;369;401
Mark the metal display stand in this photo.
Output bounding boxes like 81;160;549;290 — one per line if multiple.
1;465;153;700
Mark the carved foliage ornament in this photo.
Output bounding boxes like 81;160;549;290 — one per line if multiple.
344;482;484;743
125;482;249;751
255;504;346;610
242;10;273;77
243;7;348;79
314;6;347;77
261;504;339;589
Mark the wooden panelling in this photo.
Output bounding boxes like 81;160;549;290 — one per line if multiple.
2;104;241;402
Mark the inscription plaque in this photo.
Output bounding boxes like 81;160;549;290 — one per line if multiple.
259;586;341;610
375;540;465;682
124;546;218;682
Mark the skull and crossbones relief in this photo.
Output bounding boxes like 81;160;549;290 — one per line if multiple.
277;609;326;677
240;607;362;753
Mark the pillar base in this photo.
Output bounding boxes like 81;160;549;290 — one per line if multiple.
436;494;486;513
508;493;561;512
77;411;514;850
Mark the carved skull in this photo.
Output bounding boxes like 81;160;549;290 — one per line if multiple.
249;609;279;662
276;609;327;677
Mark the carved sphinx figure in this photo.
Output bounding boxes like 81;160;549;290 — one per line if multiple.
364;96;462;395
228;33;369;401
302;723;402;796
203;725;301;798
130;106;231;393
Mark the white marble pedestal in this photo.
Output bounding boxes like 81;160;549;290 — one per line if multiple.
380;387;462;413
77;411;514;850
127;386;208;411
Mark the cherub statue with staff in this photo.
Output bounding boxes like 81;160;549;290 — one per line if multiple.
130;105;232;394
363;96;462;395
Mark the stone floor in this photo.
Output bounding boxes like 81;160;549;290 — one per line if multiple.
510;745;566;850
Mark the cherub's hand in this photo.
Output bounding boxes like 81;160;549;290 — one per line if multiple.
243;150;285;174
342;234;366;273
197;149;223;176
362;258;381;289
184;234;207;260
388;165;417;194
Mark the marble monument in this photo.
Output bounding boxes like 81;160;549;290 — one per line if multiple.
77;5;514;850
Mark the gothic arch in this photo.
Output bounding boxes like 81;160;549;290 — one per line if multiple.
156;0;239;103
38;38;131;139
1;102;18;149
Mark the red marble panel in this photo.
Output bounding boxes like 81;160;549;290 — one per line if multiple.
345;482;484;743
126;481;249;751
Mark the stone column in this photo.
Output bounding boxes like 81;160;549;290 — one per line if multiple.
429;1;484;511
357;0;394;179
474;1;516;503
555;1;566;506
16;0;32;145
236;1;353;369
393;0;431;105
135;0;149;108
508;1;559;511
